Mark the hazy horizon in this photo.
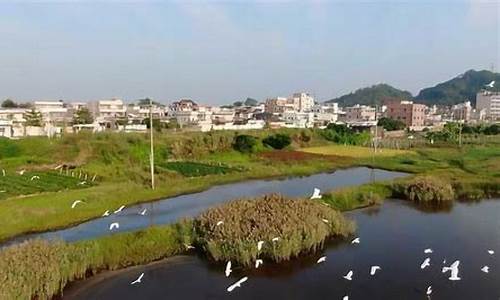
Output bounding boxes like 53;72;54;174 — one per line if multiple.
0;0;498;105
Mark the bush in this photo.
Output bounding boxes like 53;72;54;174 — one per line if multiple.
232;134;258;153
378;117;406;131
321;124;370;146
194;194;355;267
392;176;455;203
262;134;292;150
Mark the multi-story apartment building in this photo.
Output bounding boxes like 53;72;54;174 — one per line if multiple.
344;105;376;122
451;101;473;122
265;92;315;114
89;99;127;122
385;100;426;128
476;91;500;121
169;99;199;112
290;92;315;112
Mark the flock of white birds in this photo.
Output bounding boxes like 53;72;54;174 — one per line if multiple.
67;185;496;299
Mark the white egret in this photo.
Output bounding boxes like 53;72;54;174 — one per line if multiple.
421;258;431;269
216;221;224;226
255;259;263;269
487;250;495;255
78;181;86;185
316;256;326;264
272;237;280;242
343;296;349;300
370;266;381;275
109;222;119;230
184;244;195;250
310;188;322;199
18;169;26;175
343;270;353;281
442;260;461;281
257;241;264;251
30;175;40;181
485;81;495;88
114;205;125;214
225;261;232;277
481;266;489;273
322;219;329;224
139;208;147;216
351;237;360;244
92;174;97;182
227;276;248;292
102;210;110;217
2;169;5;176
71;200;83;209
424;248;433;254
131;273;144;285
426;285;432;296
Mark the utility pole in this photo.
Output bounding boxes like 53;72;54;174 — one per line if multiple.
373;104;378;153
149;98;155;190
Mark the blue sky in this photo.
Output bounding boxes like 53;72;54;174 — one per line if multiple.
0;0;498;104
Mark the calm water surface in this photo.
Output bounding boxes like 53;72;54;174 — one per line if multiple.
65;199;500;300
5;167;406;246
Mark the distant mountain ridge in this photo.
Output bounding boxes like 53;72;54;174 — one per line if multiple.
325;69;500;106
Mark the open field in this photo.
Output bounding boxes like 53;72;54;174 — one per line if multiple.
300;144;413;158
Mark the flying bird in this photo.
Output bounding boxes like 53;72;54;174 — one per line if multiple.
30;175;40;181
227;276;248;292
487;250;495;255
442;260;461;281
343;296;349;300
351;237;360;244
54;164;63;170
109;222;119;230
102;210;110;217
114;205;125;214
255;259;263;269
184;244;195;250
343;270;353;281
71;200;83;208
216;221;224;226
139;208;147;216
426;285;432;296
421;258;431;269
481;266;489;273
257;241;264;251
317;256;326;264
272;237;280;242
78;181;86;185
424;248;433;254
131;273;144;285
370;266;381;275
485;80;495;88
322;219;329;224
2;169;5;176
18;169;26;175
225;261;232;277
310;188;322;199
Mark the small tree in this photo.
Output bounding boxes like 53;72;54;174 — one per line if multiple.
1;99;17;108
73;107;94;124
244;98;258;106
24;108;43;127
378;117;406;131
262;134;292;149
233;135;257;153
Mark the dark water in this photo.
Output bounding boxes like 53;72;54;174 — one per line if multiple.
65;199;500;300
4;167;406;246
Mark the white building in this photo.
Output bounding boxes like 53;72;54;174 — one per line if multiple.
290;92;315;112
33;101;69;124
451;101;473;122
343;105;376;123
282;111;315;128
211;107;235;124
476;91;500;121
91;99;127;121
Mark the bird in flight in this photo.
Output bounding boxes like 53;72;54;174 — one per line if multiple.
485;80;495;88
316;256;326;264
114;205;125;214
343;270;353;281
426;285;432;296
139;208;147;216
255;259;263;269
310;188;322;199
227;277;248;292
216;221;224;226
109;222;119;231
424;248;433;254
225;261;232;277
351;237;360;244
420;258;431;269
481;266;489;273
131;273;144;285
257;241;264;251
102;210;110;217
370;266;381;275
71;200;84;209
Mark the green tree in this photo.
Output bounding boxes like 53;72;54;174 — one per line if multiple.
143;117;162;132
72;107;94;125
262;134;292;149
244;98;258;106
137;98;162;107
1;99;17;108
24;108;43;127
233;135;257;153
378;117;406;131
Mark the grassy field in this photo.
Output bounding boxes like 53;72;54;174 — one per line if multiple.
300;144;413;158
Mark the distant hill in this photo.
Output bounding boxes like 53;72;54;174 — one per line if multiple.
325;84;413;106
415;70;500;106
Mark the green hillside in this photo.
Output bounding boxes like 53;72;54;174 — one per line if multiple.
325;84;413;106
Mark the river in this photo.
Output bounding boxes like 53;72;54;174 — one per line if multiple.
5;167;406;246
64;199;500;300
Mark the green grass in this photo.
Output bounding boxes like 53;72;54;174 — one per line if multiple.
157;161;241;177
0;222;193;300
194;194;355;266
301;144;413;158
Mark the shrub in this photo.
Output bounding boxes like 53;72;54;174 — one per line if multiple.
378;117;406;131
232;134;258;153
262;134;292;150
194;194;355;267
392;176;455;203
